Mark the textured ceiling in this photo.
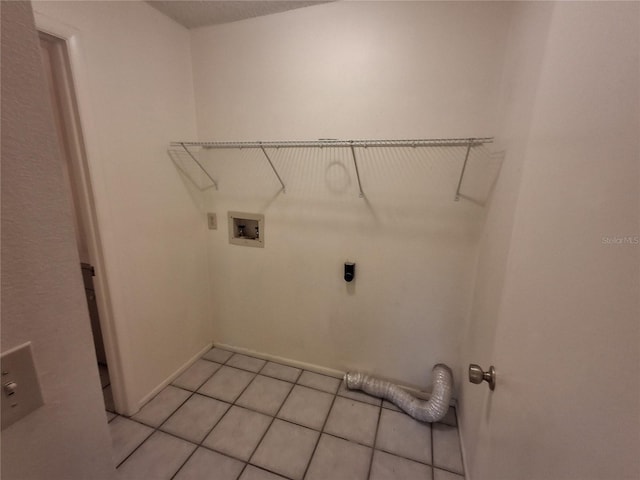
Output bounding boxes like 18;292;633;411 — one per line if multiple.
147;1;332;29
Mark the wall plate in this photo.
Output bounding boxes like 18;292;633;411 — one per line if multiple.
1;342;44;430
228;211;264;248
207;212;217;230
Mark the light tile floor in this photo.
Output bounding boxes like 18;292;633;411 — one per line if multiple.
107;348;465;480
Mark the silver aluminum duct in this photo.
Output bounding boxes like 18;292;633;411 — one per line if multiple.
344;364;453;422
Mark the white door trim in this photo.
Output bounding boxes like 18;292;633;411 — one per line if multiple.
34;11;132;415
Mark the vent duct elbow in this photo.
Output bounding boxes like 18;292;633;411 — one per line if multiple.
344;364;453;423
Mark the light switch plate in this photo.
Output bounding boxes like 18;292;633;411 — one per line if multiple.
1;342;44;430
207;212;217;230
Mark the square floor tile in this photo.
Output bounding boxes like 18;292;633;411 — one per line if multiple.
132;385;191;427
202;347;234;364
338;380;382;406
204;406;272;461
160;394;230;443
227;354;266;373
173;447;245;480
376;409;431;464
198;366;255;403
277;385;333;431
172;359;221;391
239;465;288;480
236;375;293;416
117;431;196;480
370;449;432;480
297;371;340;394
109;416;153;465
261;362;301;383
305;433;371;480
434;467;465;480
324;396;379;446
432;423;464;474
250;419;319;480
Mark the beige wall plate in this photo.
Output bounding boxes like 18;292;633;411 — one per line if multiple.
1;342;44;430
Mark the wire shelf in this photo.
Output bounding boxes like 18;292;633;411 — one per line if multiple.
169;137;494;201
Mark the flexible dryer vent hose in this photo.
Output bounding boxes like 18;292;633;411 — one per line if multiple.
344;364;453;423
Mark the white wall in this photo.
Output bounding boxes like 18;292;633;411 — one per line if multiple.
460;2;639;479
32;0;212;414
192;1;510;140
190;1;513;388
1;2;116;478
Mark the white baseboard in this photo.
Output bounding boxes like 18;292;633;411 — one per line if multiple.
135;342;212;413
213;342;455;406
213;342;344;379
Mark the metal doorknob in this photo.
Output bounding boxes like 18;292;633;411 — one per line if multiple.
468;364;496;391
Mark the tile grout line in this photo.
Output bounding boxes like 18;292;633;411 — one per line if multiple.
186;353;265;479
110;350;286;479
115;387;196;469
110;418;155;468
112;349;465;480
366;403;383;480
300;381;341;480
123;407;452;479
454;415;466;478
172;360;223;390
433;466;466;478
221;352;463;477
292;366;304;384
431;421;436;480
293;379;339;396
169;351;259;480
167;400;234;479
238;361;299;480
199;362;442;470
431;418;466;478
116;351;236;473
260;360;305;384
174;370;338;441
189;420;465;480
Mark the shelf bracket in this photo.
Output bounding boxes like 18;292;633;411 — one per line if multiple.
260;145;286;193
454;139;473;201
349;143;365;198
180;143;218;190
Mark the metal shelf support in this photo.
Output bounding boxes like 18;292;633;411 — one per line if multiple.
454;139;474;201
259;145;286;193
180;143;218;190
349;143;365;198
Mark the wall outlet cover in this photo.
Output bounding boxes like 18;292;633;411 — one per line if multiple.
1;342;44;430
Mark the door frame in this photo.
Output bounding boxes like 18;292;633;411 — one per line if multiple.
35;12;128;414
